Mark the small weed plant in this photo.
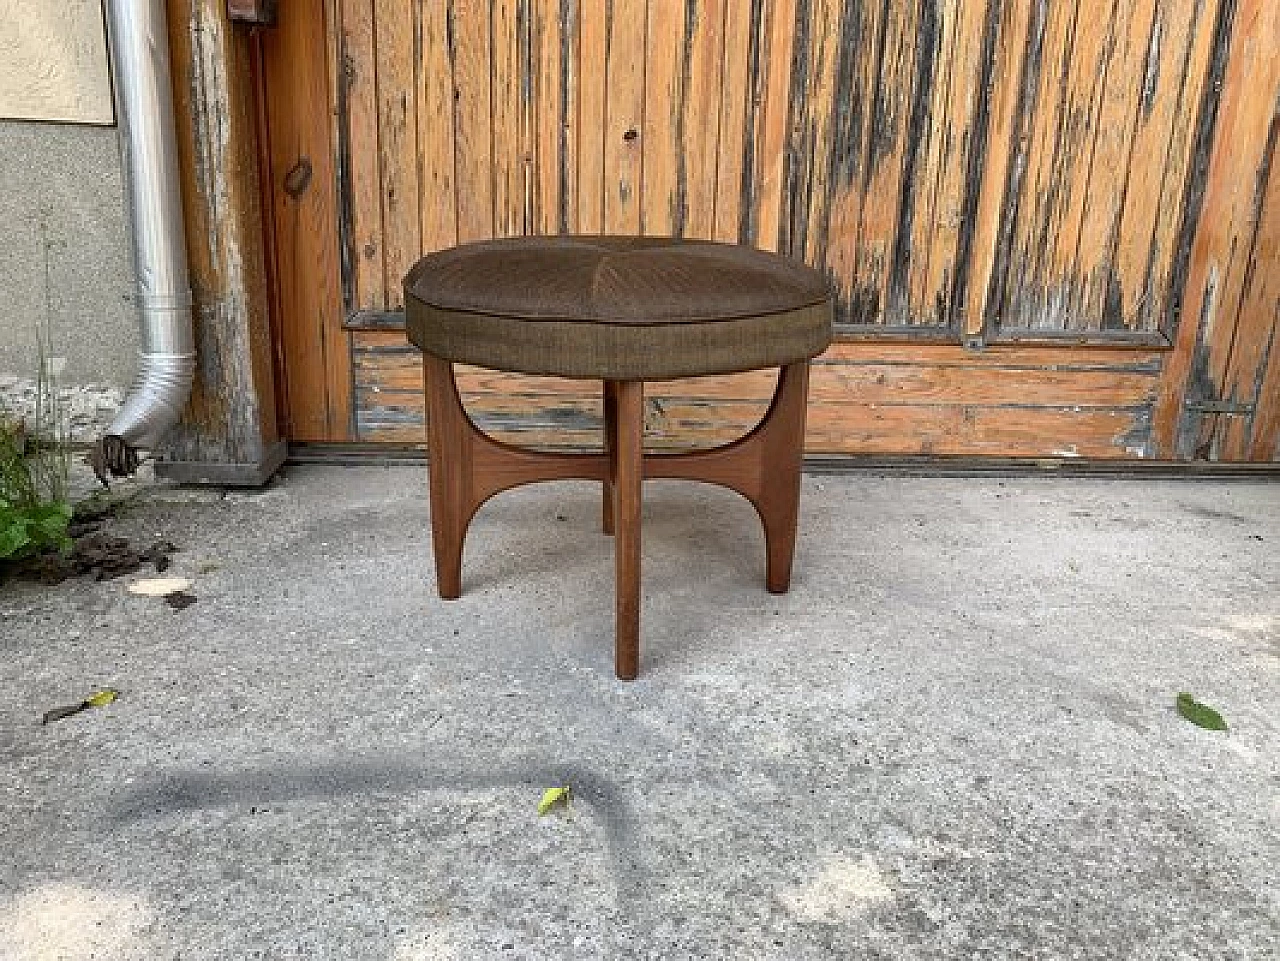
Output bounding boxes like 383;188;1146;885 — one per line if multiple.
1;337;72;561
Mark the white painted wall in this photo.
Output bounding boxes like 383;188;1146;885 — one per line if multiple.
0;0;114;125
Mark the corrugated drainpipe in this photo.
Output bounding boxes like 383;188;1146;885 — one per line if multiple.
94;0;196;480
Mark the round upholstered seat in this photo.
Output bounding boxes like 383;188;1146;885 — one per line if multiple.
404;236;833;380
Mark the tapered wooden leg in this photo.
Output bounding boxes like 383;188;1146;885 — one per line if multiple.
423;354;470;599
613;381;644;680
423;352;610;600
643;362;811;594
757;363;809;593
603;380;618;535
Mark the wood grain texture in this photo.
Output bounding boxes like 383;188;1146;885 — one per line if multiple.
532;0;570;234
338;0;383;310
262;0;1280;462
1218;131;1278;461
419;0;459;254
576;0;607;232
163;0;281;469
992;0;1232;340
1111;0;1217;332
962;0;1035;338
452;0;495;241
1072;0;1155;329
908;0;981;330
684;0;726;238
353;331;1162;458
325;0;1255;338
604;0;647;233
712;0;752;241
1153;0;1278;460
850;0;923;322
261;0;349;441
375;0;419;305
491;0;527;237
752;0;797;251
641;0;687;235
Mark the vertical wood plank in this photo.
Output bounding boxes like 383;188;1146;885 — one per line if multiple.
375;0;419;306
824;0;885;321
753;0;799;251
852;0;927;324
684;0;727;239
452;0;495;241
1039;0;1119;327
561;0;581;233
1002;1;1100;331
1154;0;1273;457
419;0;459;254
962;0;1036;337
577;0;608;232
339;0;384;311
261;0;350;440
604;0;647;233
1108;0;1213;331
906;0;959;325
1140;0;1223;336
911;0;988;330
1218;125;1277;460
1071;0;1156;330
1193;0;1278;460
712;0;752;241
492;0;527;237
164;0;282;468
795;0;842;267
642;0;687;235
532;0;569;234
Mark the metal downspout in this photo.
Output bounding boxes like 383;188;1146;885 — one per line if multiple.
95;0;195;479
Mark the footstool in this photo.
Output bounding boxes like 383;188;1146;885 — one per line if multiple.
405;236;833;679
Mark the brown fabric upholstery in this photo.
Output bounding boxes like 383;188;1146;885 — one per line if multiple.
405;236;833;380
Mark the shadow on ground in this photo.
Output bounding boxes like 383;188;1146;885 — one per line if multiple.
2;467;1277;959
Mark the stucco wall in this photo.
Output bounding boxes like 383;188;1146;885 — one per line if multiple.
0;0;114;125
0;120;137;437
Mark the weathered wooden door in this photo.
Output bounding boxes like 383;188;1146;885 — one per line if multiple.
257;0;1278;462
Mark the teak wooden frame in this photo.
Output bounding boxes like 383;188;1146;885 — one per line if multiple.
423;353;811;679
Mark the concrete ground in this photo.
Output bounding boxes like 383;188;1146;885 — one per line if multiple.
1;466;1277;960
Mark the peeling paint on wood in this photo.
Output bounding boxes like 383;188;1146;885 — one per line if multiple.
259;0;1279;462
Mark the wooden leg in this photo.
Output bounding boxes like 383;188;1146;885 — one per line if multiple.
756;363;809;593
644;362;811;594
613;381;644;680
603;380;618;535
422;352;609;600
424;354;470;599
422;353;810;678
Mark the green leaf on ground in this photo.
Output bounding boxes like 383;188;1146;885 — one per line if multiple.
538;786;571;816
1176;692;1227;731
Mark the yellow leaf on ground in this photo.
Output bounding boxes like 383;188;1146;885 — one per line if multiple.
538;787;570;816
84;690;118;708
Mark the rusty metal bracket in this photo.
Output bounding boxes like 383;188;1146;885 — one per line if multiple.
226;0;278;26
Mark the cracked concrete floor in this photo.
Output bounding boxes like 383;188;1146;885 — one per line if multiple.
1;466;1278;959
